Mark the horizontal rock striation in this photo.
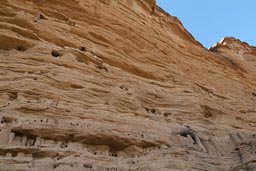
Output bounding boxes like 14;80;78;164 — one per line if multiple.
0;0;256;170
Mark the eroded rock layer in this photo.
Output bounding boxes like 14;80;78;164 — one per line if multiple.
0;0;256;170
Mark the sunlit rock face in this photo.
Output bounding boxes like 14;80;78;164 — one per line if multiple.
0;0;256;170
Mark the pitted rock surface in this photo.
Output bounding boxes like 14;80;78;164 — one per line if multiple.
0;0;256;171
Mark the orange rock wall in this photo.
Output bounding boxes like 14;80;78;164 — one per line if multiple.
0;0;256;170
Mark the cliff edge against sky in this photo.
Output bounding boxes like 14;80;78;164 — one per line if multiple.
0;0;256;170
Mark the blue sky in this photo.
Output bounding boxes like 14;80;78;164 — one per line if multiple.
157;0;256;48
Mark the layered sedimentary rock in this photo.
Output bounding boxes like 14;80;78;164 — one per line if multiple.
0;0;256;170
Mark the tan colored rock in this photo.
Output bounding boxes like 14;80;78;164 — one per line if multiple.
0;0;256;170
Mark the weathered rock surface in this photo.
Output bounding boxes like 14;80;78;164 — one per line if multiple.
0;0;256;170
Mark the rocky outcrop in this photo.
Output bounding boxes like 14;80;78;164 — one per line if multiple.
0;0;255;170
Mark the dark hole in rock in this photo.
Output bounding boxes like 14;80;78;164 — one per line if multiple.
39;14;47;20
80;47;86;51
8;91;18;100
69;134;75;141
70;84;83;89
204;112;212;118
151;108;156;113
60;142;67;148
94;152;97;155
163;112;172;117
145;108;150;112
96;64;108;72
120;86;128;91
51;51;63;58
201;105;215;118
16;46;26;52
2;116;15;123
83;163;93;169
35;13;48;21
252;92;256;97
12;152;17;157
0;151;5;156
26;136;36;146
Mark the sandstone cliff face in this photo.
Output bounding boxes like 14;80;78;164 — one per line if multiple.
0;0;256;171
